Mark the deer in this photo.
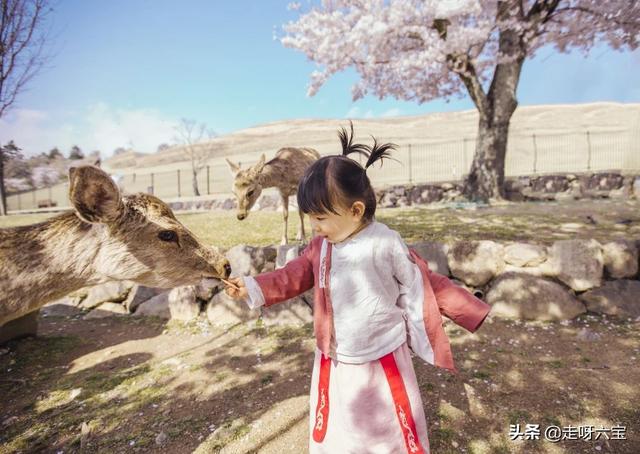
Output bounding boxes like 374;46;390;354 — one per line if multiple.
226;147;320;245
0;165;232;327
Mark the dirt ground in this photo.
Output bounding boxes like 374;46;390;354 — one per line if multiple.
0;312;638;454
1;198;640;453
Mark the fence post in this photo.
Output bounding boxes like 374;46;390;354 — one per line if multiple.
586;131;592;172
532;134;538;174
17;192;21;210
151;173;155;195
177;169;181;197
133;172;136;184
207;165;210;195
408;144;413;185
32;189;36;208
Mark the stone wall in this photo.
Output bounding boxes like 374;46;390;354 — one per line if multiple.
165;171;640;212
376;172;640;208
6;236;631;345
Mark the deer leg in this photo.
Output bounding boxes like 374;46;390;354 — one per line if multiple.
281;195;289;245
296;208;305;242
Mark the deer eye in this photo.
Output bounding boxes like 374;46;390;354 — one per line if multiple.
246;189;255;198
158;230;177;242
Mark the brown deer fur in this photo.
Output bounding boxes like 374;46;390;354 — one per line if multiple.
226;147;319;244
0;166;231;326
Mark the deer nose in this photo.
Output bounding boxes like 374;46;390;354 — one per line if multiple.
237;213;246;220
223;262;232;278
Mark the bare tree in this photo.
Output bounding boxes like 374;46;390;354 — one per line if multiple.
0;0;52;215
174;118;215;196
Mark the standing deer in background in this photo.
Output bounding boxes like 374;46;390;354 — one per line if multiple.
226;147;319;244
0;165;231;327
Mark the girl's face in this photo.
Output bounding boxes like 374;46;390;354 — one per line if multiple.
308;201;366;243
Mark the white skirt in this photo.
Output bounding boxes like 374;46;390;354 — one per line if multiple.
308;342;430;454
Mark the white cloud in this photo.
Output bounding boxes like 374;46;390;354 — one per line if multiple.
345;106;401;119
85;103;178;155
0;103;179;157
381;108;402;117
345;106;359;118
0;109;63;155
345;106;374;118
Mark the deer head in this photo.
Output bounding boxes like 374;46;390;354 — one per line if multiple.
67;165;231;287
1;165;233;326
225;154;265;220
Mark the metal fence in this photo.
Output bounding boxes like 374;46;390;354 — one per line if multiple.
6;128;640;212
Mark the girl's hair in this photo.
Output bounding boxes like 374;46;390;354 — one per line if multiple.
297;122;396;221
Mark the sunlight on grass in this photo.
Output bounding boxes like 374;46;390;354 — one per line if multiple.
2;199;638;247
177;210;304;248
35;388;82;414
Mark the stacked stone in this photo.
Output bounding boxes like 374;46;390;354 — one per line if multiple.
163;172;640;212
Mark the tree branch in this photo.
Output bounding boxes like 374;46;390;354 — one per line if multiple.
0;0;49;118
430;18;489;114
550;5;640;28
453;55;489;114
526;0;561;23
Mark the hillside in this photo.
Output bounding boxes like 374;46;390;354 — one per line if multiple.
102;102;640;173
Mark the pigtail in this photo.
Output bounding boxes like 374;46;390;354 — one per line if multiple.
365;137;398;169
339;121;370;159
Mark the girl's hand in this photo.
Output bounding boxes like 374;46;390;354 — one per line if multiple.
223;277;248;300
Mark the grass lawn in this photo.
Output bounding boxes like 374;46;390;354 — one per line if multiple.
2;198;639;248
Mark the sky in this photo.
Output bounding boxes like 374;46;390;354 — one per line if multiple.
0;0;639;157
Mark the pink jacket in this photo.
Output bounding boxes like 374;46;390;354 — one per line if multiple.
254;235;491;373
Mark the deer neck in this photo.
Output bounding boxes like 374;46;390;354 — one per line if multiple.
0;212;111;324
256;163;279;188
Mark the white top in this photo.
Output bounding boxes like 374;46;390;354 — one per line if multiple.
244;221;427;364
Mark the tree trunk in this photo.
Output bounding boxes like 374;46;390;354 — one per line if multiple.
463;119;510;202
0;160;6;216
462;20;524;203
192;170;200;196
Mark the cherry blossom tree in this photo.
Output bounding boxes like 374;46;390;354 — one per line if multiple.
30;165;59;187
281;0;640;201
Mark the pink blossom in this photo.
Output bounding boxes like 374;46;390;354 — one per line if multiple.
280;0;640;103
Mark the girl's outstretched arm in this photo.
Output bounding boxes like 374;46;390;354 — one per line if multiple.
251;238;318;307
427;271;490;333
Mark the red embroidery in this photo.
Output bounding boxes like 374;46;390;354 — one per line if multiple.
380;352;426;454
319;255;327;288
313;353;331;442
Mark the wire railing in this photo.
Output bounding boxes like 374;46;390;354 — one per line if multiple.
6;128;639;212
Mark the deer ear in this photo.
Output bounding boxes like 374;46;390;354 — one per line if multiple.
252;154;266;175
69;166;123;224
225;157;241;174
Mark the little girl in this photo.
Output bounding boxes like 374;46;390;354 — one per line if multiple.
225;124;490;453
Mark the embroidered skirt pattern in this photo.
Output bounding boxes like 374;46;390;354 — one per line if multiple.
308;342;430;454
